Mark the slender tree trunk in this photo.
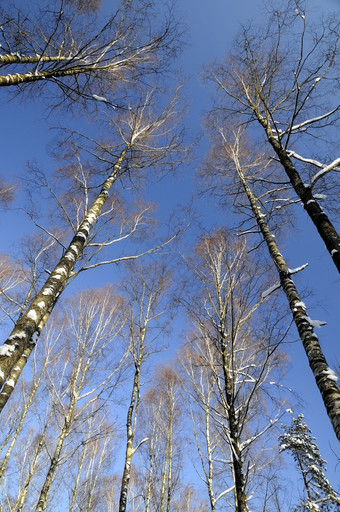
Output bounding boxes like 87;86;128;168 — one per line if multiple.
144;428;157;512
166;412;173;512
220;336;249;512
0;356;46;479
69;439;87;512
159;437;169;512
35;416;71;512
0;148;128;410
0;65;102;87
215;267;249;512
255;109;340;273
118;362;141;512
16;400;57;512
237;165;340;440
16;433;46;512
205;407;217;512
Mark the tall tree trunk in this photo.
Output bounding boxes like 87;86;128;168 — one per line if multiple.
159;437;169;512
166;412;173;512
35;415;71;512
118;361;142;512
237;164;340;440
255;109;340;273
0;65;99;87
0;148;128;410
220;336;249;512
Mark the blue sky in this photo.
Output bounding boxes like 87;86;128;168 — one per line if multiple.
0;0;339;500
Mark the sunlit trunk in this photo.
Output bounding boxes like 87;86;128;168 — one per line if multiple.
237;164;340;440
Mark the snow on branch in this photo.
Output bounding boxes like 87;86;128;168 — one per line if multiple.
300;315;326;329
92;94;108;102
287;151;340;187
215;486;235;503
261;282;281;299
310;158;340;187
322;367;338;382
289;104;340;133
288;263;308;274
287;151;327;169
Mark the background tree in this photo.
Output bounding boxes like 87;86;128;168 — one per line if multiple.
201;123;340;440
118;262;173;512
181;229;289;512
280;414;340;511
133;365;183;512
0;286;125;511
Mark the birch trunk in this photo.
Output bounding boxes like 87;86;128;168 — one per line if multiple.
118;265;170;511
0;148;127;411
16;432;46;512
255;110;340;273
203;398;216;512
118;361;142;512
0;65;108;87
15;399;58;512
220;334;249;512
35;416;71;512
144;432;156;512
166;412;173;512
159;437;169;512
237;165;340;441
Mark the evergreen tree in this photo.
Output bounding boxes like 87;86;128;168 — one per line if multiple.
279;415;340;511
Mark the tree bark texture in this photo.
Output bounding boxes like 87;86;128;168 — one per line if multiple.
0;149;127;411
238;166;340;441
255;110;340;273
118;363;141;512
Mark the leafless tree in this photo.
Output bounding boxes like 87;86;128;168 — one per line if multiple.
133;366;183;512
205;0;340;272
118;262;173;512
0;87;184;412
32;287;124;512
0;286;125;511
181;229;289;512
201;124;340;440
0;0;182;110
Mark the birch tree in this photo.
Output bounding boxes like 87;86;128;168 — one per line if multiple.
205;0;340;272
201;124;340;440
118;262;172;512
24;286;125;512
181;230;289;512
0;88;184;413
133;367;183;512
0;0;181;109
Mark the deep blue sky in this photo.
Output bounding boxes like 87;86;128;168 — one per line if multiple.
0;0;339;497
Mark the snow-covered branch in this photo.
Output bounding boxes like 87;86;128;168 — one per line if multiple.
288;263;308;274
289;103;340;133
261;282;281;299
